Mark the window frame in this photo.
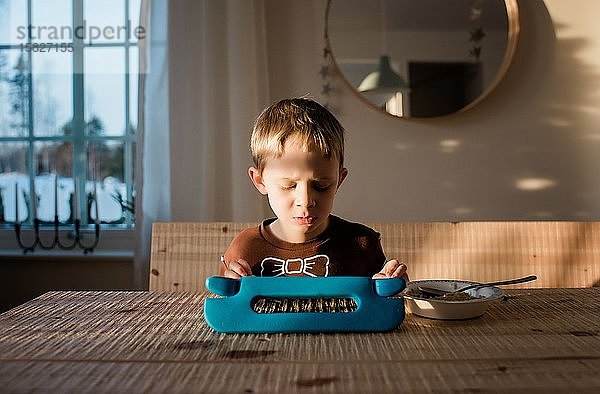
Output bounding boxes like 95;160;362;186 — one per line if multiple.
0;0;139;255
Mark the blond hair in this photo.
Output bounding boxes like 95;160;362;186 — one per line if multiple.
250;98;345;172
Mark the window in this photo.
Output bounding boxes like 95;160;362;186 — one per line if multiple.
0;0;141;236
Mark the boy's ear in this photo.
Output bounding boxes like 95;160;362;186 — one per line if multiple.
337;167;349;190
248;167;268;195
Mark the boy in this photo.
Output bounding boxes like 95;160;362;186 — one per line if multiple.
221;98;407;280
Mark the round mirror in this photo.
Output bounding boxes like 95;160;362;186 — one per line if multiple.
325;0;519;118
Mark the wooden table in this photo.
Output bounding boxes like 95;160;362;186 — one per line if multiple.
1;288;599;393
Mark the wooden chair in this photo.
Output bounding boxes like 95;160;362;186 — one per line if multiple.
150;222;258;292
150;221;600;291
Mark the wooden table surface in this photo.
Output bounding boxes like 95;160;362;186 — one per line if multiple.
1;288;599;393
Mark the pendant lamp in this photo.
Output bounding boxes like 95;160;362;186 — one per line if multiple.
357;0;408;115
358;55;407;93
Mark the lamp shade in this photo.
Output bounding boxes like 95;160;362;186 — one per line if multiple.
358;55;407;92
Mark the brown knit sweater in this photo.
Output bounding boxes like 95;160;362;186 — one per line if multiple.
223;215;386;277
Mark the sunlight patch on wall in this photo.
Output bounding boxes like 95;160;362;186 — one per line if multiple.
528;211;555;218
439;139;461;153
514;146;537;153
394;142;414;151
450;207;473;215
545;117;570;128
578;105;600;115
515;177;557;191
442;181;457;189
583;133;600;141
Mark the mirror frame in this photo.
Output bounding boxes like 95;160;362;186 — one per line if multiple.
324;0;520;119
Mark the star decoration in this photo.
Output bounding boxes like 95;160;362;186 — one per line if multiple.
469;46;482;59
469;8;482;22
470;27;486;42
319;65;329;78
321;82;332;96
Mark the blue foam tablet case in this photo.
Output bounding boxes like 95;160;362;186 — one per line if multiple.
204;276;406;333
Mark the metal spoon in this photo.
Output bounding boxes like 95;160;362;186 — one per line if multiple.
417;275;538;297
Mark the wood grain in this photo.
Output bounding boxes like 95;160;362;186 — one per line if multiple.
150;222;258;292
0;289;599;393
150;221;600;292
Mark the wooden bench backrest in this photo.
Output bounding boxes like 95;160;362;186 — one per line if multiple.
150;221;600;291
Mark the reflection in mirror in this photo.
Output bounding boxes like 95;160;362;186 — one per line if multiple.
325;0;519;119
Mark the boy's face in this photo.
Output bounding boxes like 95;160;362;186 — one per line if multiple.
249;136;348;243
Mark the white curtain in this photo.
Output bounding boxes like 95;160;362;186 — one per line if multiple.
134;0;270;289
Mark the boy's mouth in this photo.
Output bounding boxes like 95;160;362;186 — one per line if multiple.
294;216;316;225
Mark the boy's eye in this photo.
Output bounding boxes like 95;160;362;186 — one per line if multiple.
279;182;332;191
313;183;332;192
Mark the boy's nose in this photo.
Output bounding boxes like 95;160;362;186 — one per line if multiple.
295;184;316;207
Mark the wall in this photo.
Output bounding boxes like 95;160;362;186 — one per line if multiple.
4;0;600;310
264;0;600;222
0;255;133;312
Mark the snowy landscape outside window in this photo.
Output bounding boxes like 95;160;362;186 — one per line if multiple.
0;0;140;230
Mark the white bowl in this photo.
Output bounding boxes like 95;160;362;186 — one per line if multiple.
403;279;504;320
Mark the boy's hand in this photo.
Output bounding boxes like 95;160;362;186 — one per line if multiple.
372;259;408;280
222;258;253;279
